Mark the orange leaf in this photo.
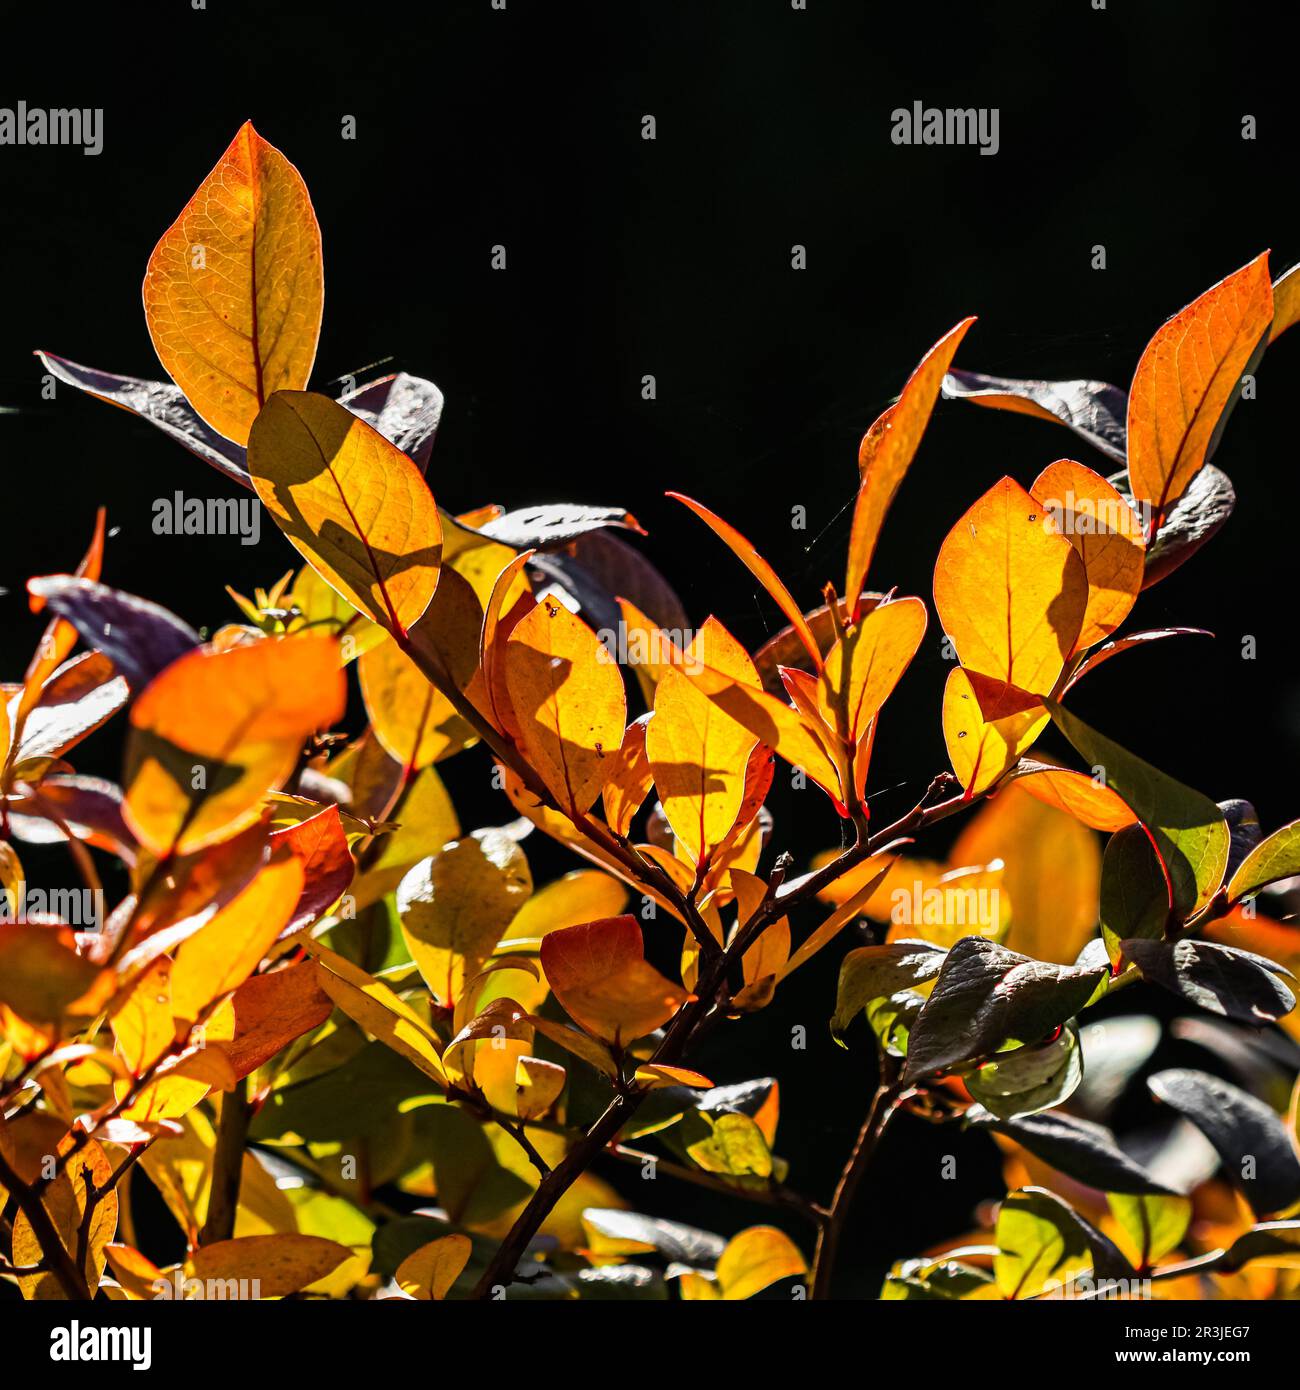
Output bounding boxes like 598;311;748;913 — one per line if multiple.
1009;762;1138;833
0;920;113;1024
1030;459;1145;650
143;122;323;446
503;596;626;817
942;668;1048;797
646;620;761;863
268;803;355;935
602;713;654;837
823;595;927;741
359;635;474;771
213;960;333;1080
248;391;442;635
933;476;1087;697
123;633;346;857
1127;252;1272;531
845;318;975;614
541;915;688;1045
169;851;305;1024
668;493;821;670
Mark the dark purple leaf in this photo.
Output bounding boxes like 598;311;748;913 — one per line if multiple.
942;368;1128;463
27;576;200;688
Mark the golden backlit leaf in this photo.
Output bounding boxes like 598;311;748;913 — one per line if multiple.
647;620;761;864
359;634;474;771
143;122;323;446
185;1234;353;1299
602;713;654;836
248;391;441;634
715;1224;807;1300
824;596;927;742
1127;252;1272;530
503;596;626;817
942;668;1049;796
395;1233;472;1301
1030;459;1145;650
933;475;1088;696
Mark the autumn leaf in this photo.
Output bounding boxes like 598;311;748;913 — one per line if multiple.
845;318;974;614
1127;252;1273;532
248;391;442;634
395;1233;471;1300
933;475;1088;696
823;596;927;743
646;619;761;864
122;633;346;857
541;916;687;1045
143;122;323;446
1029;459;1145;650
942;668;1048;797
503;595;626;818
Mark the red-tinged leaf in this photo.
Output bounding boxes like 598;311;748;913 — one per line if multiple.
541;915;688;1045
845;318;975;613
668;492;822;670
212;960;334;1080
26;577;201;689
1127;252;1273;531
268;804;355;935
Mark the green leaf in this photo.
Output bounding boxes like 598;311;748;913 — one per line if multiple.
881;1256;995;1300
1100;825;1169;964
685;1112;773;1179
1229;819;1300;901
866;990;926;1058
1148;1069;1300;1216
966;1023;1082;1120
1106;1193;1191;1269
994;1189;1092;1299
1122;937;1295;1026
830;940;946;1042
422;1104;533;1225
902;937;1106;1083
1046;701;1229;913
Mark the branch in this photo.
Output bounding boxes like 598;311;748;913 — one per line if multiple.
198;1078;252;1246
810;1078;908;1299
608;1144;826;1226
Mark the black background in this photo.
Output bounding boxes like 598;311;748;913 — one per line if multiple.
1;0;1297;1297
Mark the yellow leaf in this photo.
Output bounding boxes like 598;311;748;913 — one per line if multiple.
185;1234;353;1299
933;475;1088;696
824;595;927;741
515;1056;566;1121
779;857;896;979
1128;252;1273;531
716;1225;807;1300
1030;459;1145;650
526;1014;618;1078
123;633;346;857
634;1064;713;1090
882;861;1010;948
0;922;113;1024
503;595;626;816
359;635;474;770
307;942;447;1087
248;391;442;634
647;620;760;863
846;317;975;613
942;667;1049;796
951;781;1101;965
395;1233;472;1300
143;121;323;446
396;831;533;1006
